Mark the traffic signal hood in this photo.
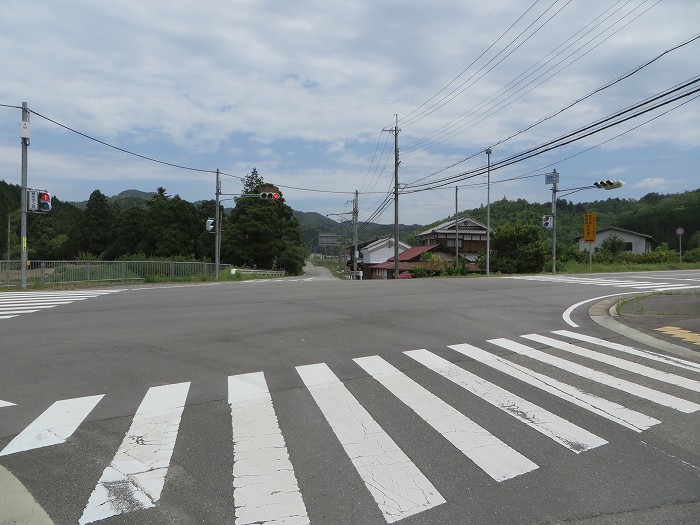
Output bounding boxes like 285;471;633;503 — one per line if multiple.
594;180;624;190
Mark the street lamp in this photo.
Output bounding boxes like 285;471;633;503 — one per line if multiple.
485;148;492;276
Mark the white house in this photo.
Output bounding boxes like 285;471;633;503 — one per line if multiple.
360;237;412;268
578;226;654;254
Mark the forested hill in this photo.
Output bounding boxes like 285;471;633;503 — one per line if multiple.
1;179;698;259
423;189;699;249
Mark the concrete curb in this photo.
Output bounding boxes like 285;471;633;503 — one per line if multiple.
589;296;699;360
0;465;54;525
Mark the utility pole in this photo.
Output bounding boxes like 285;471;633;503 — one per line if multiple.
353;189;359;279
455;186;459;264
392;115;400;279
20;102;29;289
215;168;221;280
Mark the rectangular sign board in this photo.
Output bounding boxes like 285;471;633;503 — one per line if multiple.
545;172;559;185
584;212;597;243
319;233;340;247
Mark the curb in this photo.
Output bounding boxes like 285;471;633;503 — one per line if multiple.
0;465;54;525
588;296;699;360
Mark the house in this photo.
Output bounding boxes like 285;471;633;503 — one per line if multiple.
347;237;411;278
368;244;442;279
577;226;654;254
416;216;488;265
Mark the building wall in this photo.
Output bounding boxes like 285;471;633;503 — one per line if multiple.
579;230;651;254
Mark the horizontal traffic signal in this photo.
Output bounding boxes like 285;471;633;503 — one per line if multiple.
593;180;624;190
260;192;281;200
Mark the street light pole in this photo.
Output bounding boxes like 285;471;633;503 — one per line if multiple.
485;148;492;276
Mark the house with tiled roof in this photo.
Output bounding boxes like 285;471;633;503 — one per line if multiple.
416;216;488;265
368;244;443;279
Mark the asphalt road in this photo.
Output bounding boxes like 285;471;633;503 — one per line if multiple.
1;268;699;525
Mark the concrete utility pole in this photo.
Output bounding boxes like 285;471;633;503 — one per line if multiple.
393;115;400;279
353;189;359;278
20;102;29;289
215;169;221;280
485;148;492;277
455;186;459;264
551;169;559;274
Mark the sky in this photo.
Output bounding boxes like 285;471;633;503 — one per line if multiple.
1;0;698;227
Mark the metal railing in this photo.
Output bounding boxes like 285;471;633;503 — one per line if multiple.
1;260;231;288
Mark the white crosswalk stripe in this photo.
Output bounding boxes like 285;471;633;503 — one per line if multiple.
405;349;608;453
448;343;660;432
0;399;16;408
229;372;310;525
488;338;700;413
354;355;539;481
79;382;190;525
506;275;700;292
0;395;103;457
297;362;446;523
2;329;699;523
0;290;123;320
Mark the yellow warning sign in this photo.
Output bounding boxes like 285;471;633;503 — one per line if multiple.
584;213;596;243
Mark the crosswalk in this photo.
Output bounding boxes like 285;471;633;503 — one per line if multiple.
1;330;699;524
506;274;700;291
0;290;124;320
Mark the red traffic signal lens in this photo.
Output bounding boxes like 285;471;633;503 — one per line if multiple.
40;192;50;201
272;193;280;199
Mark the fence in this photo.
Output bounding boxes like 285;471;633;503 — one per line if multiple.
0;260;231;288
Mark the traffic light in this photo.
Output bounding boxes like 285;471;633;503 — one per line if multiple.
593;180;624;190
260;192;281;200
38;191;52;212
542;215;553;229
205;218;215;233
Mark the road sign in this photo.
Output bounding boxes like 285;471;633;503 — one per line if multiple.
27;189;39;211
545;171;559;185
676;227;685;236
584;212;597;243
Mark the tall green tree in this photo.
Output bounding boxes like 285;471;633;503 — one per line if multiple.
483;221;547;274
72;189;115;257
221;175;307;273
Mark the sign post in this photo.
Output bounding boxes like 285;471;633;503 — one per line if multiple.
584;212;597;271
676;226;685;263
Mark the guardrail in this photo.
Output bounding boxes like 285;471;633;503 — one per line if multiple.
0;260;231;288
231;268;285;277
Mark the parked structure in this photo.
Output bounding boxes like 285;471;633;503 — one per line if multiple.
577;226;654;254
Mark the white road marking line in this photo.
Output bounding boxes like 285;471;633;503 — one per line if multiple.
229;372;309;525
296;363;445;523
405;350;607;453
448;343;659;432
79;382;190;525
0;315;18;319
0;395;104;457
523;334;700;393
562;291;644;328
0;309;40;315
0;400;16;408
354;355;538;481
553;330;700;374
489;339;700;414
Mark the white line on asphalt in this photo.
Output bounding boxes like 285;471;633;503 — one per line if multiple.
405;349;607;453
0;400;16;408
79;382;190;525
296;363;445;523
522;334;700;393
0;309;40;315
553;330;700;374
562;292;642;328
488;339;700;413
228;372;310;525
448;343;659;432
0;395;104;457
354;355;539;481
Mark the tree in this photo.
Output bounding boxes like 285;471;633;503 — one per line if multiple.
72;189;115;257
242;168;265;195
221;175;307;274
598;233;626;255
483;221;546;274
